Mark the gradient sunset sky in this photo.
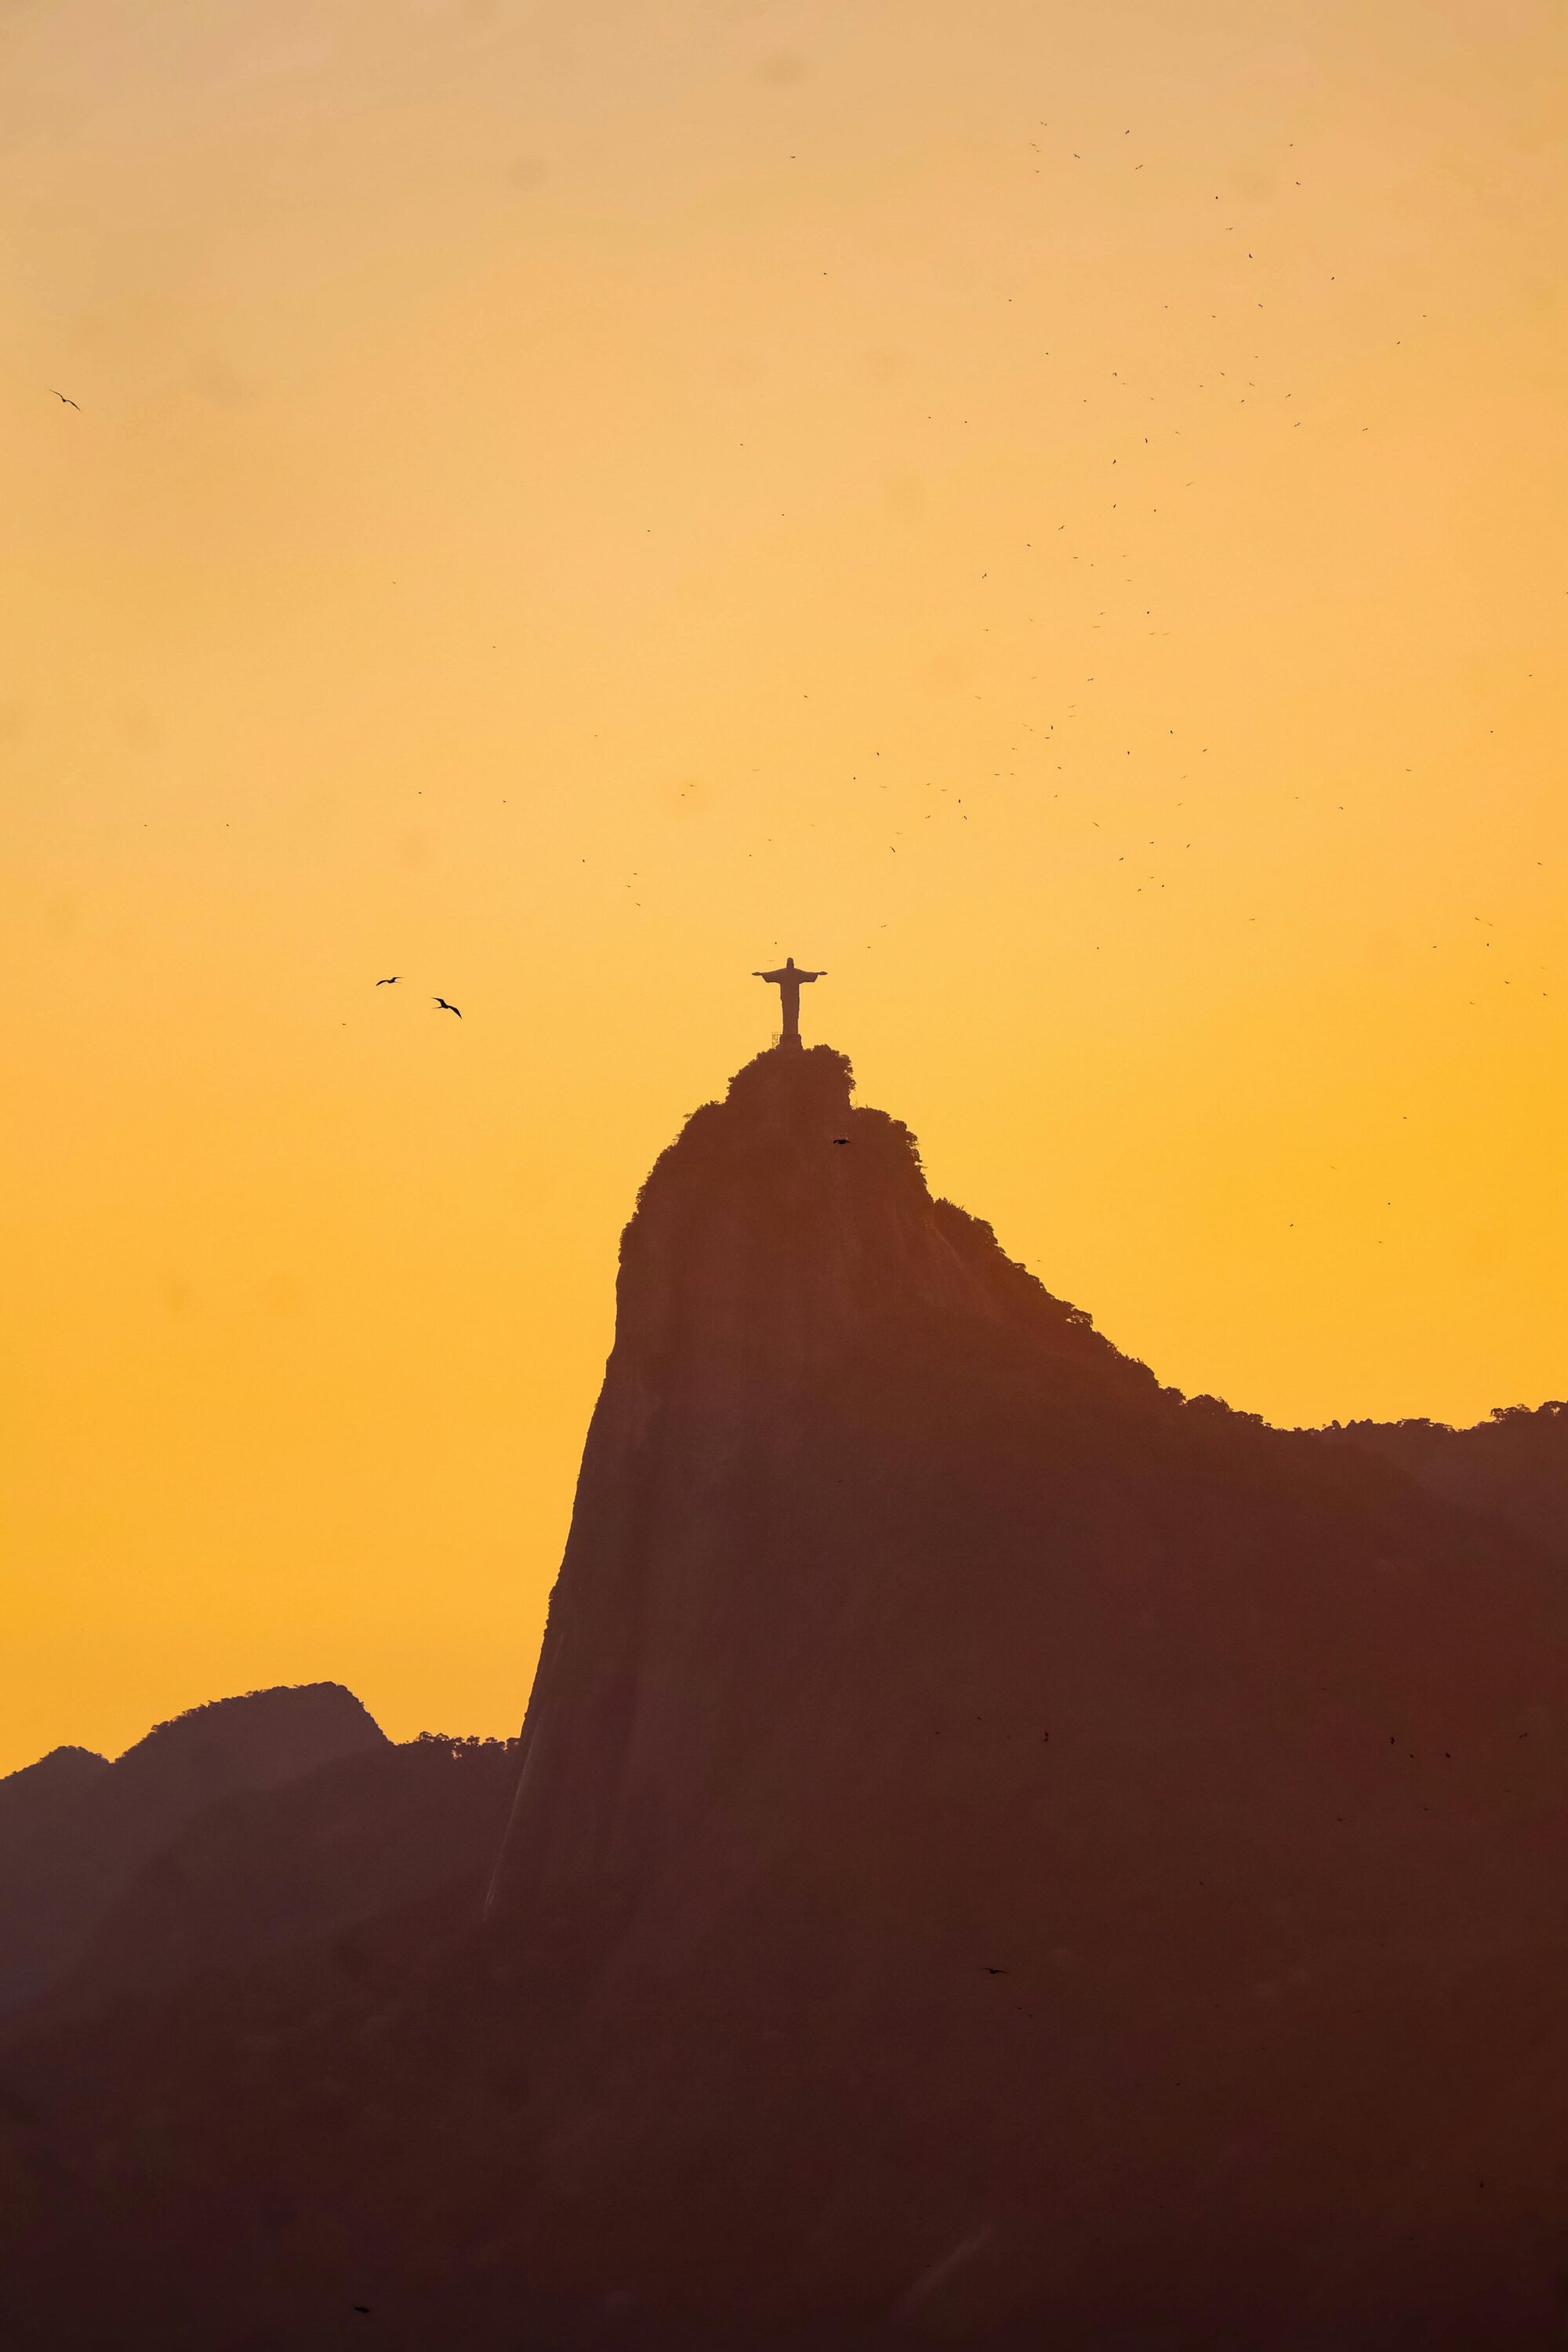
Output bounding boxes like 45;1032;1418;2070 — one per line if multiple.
4;0;1566;1772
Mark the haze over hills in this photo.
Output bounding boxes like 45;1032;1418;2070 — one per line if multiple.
2;1045;1566;2350
0;1682;385;2015
20;1733;522;2031
1326;1403;1568;1562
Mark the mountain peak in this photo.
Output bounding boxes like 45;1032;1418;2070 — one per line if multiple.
617;1042;1155;1399
124;1680;386;1777
490;1051;1167;1926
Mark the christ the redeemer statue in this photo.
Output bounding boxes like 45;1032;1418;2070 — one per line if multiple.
754;956;825;1048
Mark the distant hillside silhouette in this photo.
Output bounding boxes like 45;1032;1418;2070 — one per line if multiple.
24;1732;521;2027
0;1682;384;2013
0;1745;109;1873
1331;1401;1568;1559
2;1047;1566;2351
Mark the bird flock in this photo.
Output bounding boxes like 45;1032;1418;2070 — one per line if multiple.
39;92;1555;1094
372;977;461;1018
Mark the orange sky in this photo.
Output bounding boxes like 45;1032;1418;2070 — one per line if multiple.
4;0;1566;1773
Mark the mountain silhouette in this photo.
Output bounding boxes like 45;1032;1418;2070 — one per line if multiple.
0;1744;111;1875
3;1045;1567;2350
0;1682;384;2013
1328;1401;1568;1560
20;1732;523;2027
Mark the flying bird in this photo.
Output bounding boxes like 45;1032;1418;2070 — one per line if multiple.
433;996;462;1018
375;975;399;985
49;390;80;408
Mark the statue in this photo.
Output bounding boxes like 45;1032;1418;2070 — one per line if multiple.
754;956;825;1048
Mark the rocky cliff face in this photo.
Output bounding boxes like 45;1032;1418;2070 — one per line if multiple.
472;1045;1568;2343
490;1044;1159;1936
4;1048;1568;2351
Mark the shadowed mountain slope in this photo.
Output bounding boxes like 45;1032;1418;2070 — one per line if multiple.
0;1746;110;1880
0;1682;385;2013
23;1733;522;2027
3;1046;1567;2351
1332;1401;1568;1559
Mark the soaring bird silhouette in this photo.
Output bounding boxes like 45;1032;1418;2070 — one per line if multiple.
375;975;399;985
49;390;79;408
433;996;462;1018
